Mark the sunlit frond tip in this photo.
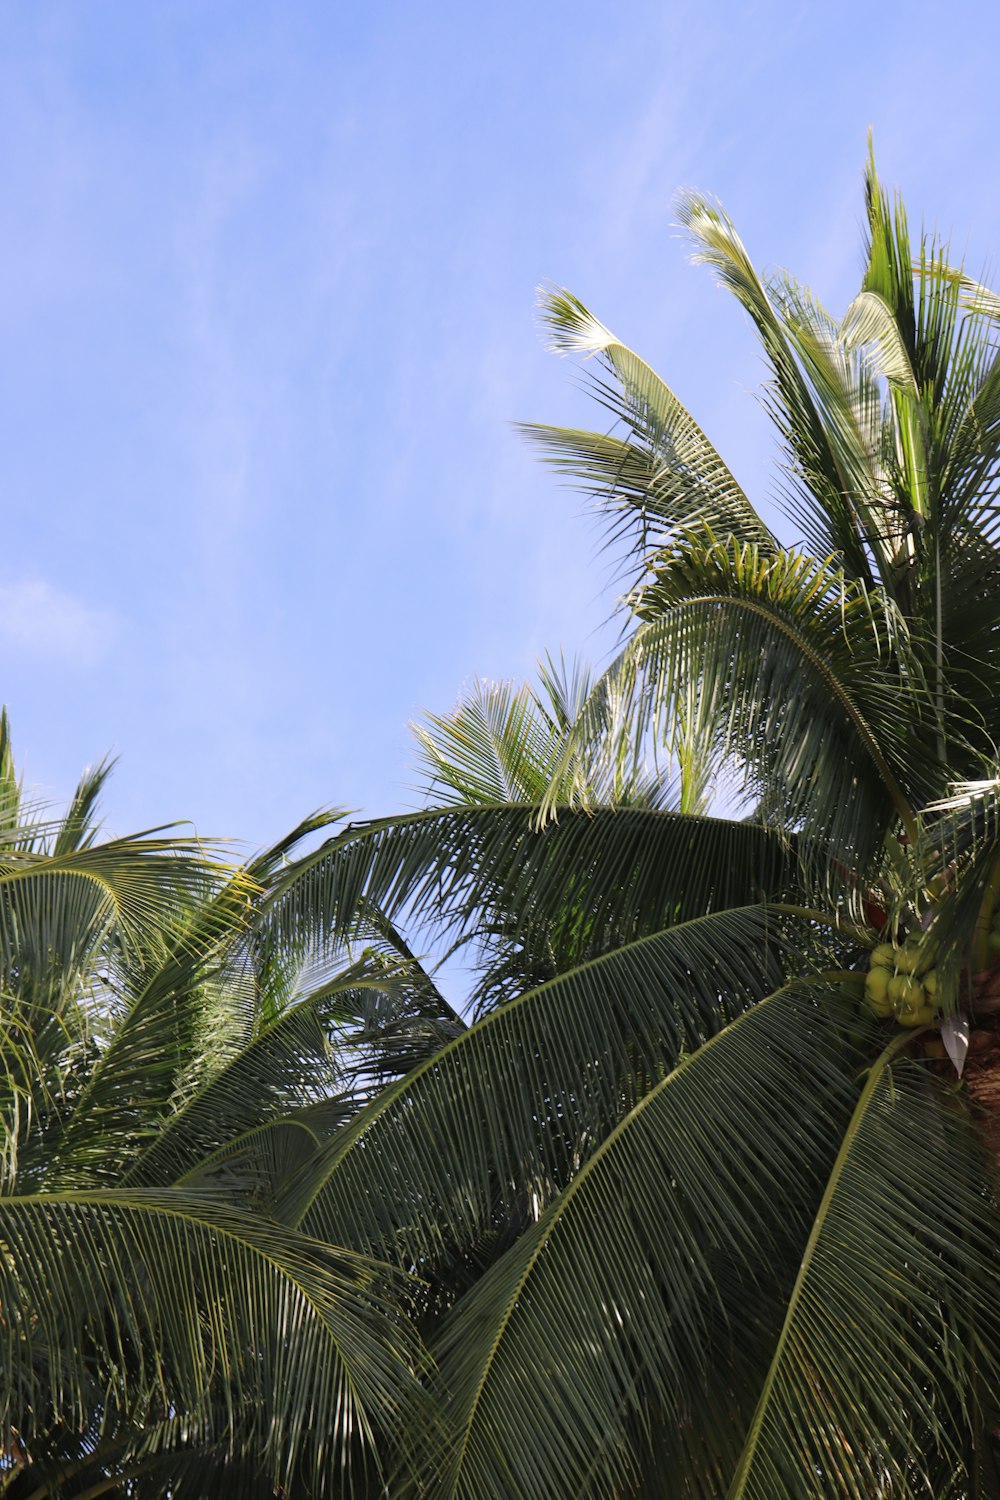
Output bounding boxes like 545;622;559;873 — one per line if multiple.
536;283;618;357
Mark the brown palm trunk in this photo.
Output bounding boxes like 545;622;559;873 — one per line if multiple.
965;974;1000;1161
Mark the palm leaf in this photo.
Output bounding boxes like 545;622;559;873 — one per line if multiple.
407;980;867;1499
519;286;774;579
542;533;933;885
41;870;257;1187
676;191;875;581
280;908;842;1261
121;960;420;1189
726;1046;1000;1498
264;802;797;975
0;1189;422;1495
0;834;231;1004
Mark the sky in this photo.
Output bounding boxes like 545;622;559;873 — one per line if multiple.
2;0;1000;849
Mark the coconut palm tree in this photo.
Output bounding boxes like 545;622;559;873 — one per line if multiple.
266;148;1000;1497
0;712;451;1499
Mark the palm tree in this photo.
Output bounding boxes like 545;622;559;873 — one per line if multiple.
267;147;1000;1496
0;712;450;1498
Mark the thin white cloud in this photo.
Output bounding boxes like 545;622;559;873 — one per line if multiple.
0;579;115;666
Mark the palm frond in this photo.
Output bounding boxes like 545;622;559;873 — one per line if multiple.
41;870;257;1188
121;959;423;1190
676;191;875;581
0;834;233;1007
264;803;797;987
0;1189;423;1496
518;285;774;582
280;908;843;1261
727;1045;1000;1498
542;532;935;888
412;670;671;816
51;757;116;857
407;981;868;1500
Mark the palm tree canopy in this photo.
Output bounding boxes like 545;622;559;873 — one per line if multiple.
11;145;1000;1500
0;716;446;1498
279;146;1000;1498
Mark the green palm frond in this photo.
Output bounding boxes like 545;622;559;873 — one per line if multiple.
768;277;904;580
518;286;774;580
408;982;867;1500
0;708;23;843
0;833;232;1006
121;959;419;1190
173;1097;355;1205
39;870;257;1188
413;666;671;817
264;802;797;983
0;1189;422;1495
413;678;574;807
727;1047;1000;1498
676;191;876;582
280;908;843;1261
51;756;116;857
542;532;935;885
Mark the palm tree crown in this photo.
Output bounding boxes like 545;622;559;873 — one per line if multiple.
276;145;1000;1497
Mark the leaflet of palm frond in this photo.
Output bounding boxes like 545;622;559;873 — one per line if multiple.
41;870;257;1187
413;680;572;807
725;1048;1000;1498
519;286;773;573
859;151;1000;664
0;835;233;1012
412;674;670;817
675;191;875;584
768;278;905;581
174;1099;356;1206
51;755;117;857
912;774;1000;987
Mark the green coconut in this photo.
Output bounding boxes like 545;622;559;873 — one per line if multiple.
888;975;924;1008
895;1001;935;1028
865;967;891;1002
892;946;922;975
863;968;894;1017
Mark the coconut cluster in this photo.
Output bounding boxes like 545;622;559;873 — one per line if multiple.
864;935;938;1027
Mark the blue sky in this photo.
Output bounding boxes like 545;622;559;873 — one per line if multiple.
2;0;1000;847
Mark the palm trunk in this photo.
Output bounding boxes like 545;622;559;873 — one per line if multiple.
964;1038;1000;1162
957;989;1000;1495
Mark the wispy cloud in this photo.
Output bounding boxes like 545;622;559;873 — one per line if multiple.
0;579;115;666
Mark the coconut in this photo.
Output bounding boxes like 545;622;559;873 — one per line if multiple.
865;967;890;1003
893;946;922;975
863;973;894;1017
888;975;924;1007
870;943;896;969
895;1001;934;1028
